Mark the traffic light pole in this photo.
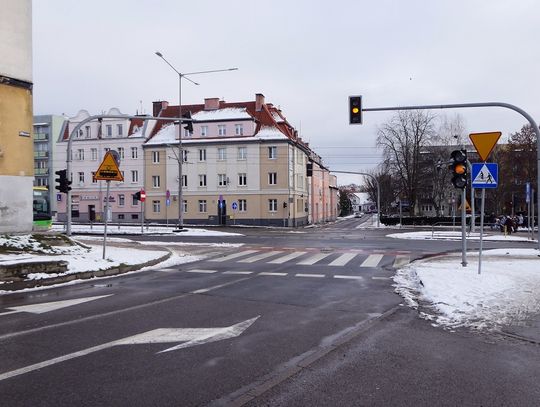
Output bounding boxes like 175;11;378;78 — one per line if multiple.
461;188;467;267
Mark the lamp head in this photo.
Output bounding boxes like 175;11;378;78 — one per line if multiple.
155;51;163;57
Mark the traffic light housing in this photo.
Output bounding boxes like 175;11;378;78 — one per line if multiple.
349;95;362;124
182;111;193;133
133;191;141;202
306;162;313;177
449;149;468;189
55;169;71;193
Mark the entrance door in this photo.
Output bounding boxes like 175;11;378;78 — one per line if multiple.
88;205;96;222
217;200;227;226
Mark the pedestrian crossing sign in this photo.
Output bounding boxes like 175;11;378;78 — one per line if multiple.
471;163;498;189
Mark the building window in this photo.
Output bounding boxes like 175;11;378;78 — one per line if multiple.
77;149;84;160
104;147;110;154
268;199;277;212
131;170;139;183
201;125;208;137
118;194;125;206
131;147;138;159
120;171;125;183
199;174;207;187
181;175;187;188
297;174;304;188
92;172;97;183
91;148;98;160
237;147;247;160
238;173;247;186
131;213;139;219
218;148;227;160
198;200;207;213
78;172;85;183
106;125;112;137
218;174;227;187
239;199;247;212
153;200;161;213
268;172;277;185
182;200;187;213
268;146;277;159
132;195;139;206
117;124;123;136
184;128;192;138
182;150;188;162
118;214;125;220
235;124;244;136
85;126;91;138
218;125;226;136
199;149;206;161
118;147;124;160
152;151;160;163
152;175;160;188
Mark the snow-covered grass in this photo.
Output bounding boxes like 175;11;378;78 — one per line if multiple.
51;224;243;236
387;230;535;242
394;248;540;331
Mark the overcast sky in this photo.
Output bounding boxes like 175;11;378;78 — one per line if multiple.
33;0;540;185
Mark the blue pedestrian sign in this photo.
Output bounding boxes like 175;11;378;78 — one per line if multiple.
471;163;498;189
231;201;238;211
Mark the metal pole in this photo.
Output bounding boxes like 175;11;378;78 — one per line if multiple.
461;188;467;267
140;197;143;234
399;198;403;228
178;73;183;230
478;188;485;274
102;181;110;259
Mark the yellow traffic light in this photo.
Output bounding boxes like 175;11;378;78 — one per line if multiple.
349;95;362;124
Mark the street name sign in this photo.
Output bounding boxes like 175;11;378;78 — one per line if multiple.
95;151;124;181
471;163;498;189
469;132;501;162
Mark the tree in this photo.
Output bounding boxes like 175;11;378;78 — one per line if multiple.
360;164;400;214
377;110;437;215
338;187;353;216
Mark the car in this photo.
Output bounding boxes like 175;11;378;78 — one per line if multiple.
354;212;362;218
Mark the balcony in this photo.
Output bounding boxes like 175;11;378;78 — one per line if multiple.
34;151;49;158
34;168;49;176
33;133;49;141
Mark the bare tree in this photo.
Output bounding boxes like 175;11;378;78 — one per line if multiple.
377;110;437;215
361;164;400;214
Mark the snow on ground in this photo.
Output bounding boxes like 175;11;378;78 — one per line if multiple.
51;224;243;236
387;230;534;242
74;236;244;248
394;248;540;331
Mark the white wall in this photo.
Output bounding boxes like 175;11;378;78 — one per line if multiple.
0;0;32;81
0;175;33;232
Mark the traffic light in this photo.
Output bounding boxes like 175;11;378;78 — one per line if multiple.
55;169;71;193
133;191;141;202
182;111;193;133
306;162;313;177
449;149;468;189
349;95;362;124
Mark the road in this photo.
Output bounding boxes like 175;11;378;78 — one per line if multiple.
0;217;538;406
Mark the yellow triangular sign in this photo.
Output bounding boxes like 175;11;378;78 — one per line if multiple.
469;132;501;162
95;152;123;181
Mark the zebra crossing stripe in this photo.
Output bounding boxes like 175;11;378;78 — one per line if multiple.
328;253;356;266
295;273;325;278
360;254;384;268
297;252;332;265
186;269;218;274
223;271;254;275
258;272;287;276
392;255;410;268
269;251;306;264
334;275;363;280
239;251;282;263
209;250;257;262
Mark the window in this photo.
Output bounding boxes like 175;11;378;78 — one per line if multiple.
239;199;247;212
131;147;138;159
118;194;125;206
152;151;160;163
106;125;112;137
198;149;206;161
238;173;247;186
118;147;124;160
201;126;208;137
85;126;91;138
297;174;304;188
184;128;192;138
268;146;277;159
120;171;125;182
117;124;123;136
199;174;207;187
152;175;161;188
182;150;188;162
118;214;125;220
92;172;97;184
198;200;207;213
78;172;85;183
181;175;187;188
237;147;247;160
268;172;277;185
218;148;227;160
152;200;161;213
91;148;98;160
218;125;226;136
268;199;277;212
77;149;84;160
131;214;139;219
235;124;244;136
182;200;187;213
297;153;304;164
78;129;83;138
131;170;139;183
218;174;227;187
132;195;139;206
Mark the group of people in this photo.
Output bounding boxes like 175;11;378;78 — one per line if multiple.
492;213;524;234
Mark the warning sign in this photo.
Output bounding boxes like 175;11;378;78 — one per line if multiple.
95;152;123;181
469;132;501;162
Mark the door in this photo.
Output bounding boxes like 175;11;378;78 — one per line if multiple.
88;205;96;222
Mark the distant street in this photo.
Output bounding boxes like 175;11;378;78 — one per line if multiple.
1;218;538;406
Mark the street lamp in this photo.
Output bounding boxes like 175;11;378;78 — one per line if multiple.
155;51;238;230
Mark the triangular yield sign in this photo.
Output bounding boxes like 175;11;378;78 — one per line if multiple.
95;151;123;181
469;132;501;161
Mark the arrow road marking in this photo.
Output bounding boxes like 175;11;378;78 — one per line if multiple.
0;295;113;317
0;316;260;382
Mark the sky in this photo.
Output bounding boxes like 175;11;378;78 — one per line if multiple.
32;0;540;186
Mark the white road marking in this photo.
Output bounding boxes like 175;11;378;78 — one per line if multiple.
186;269;217;274
371;276;390;280
0;295;113;317
159;268;179;272
268;251;306;264
334;275;364;280
295;273;325;278
223;271;254;275
393;255;410;268
0;316;260;381
328;253;357;266
239;251;282;263
209;250;257;262
360;254;384;268
258;272;288;276
297;252;332;265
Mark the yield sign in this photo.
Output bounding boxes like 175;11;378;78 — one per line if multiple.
469;132;501;162
95;151;124;181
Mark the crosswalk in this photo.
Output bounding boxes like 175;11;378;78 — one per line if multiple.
208;248;412;269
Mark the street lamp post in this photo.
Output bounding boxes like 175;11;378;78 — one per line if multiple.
155;51;238;230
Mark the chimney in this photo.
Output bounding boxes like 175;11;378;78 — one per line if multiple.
152;101;169;117
255;93;265;112
204;98;220;110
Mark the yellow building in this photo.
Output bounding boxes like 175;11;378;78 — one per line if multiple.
0;0;34;232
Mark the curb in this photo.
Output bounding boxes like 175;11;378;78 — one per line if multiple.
0;250;172;291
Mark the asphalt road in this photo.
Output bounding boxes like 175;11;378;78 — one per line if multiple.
0;217;538;406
